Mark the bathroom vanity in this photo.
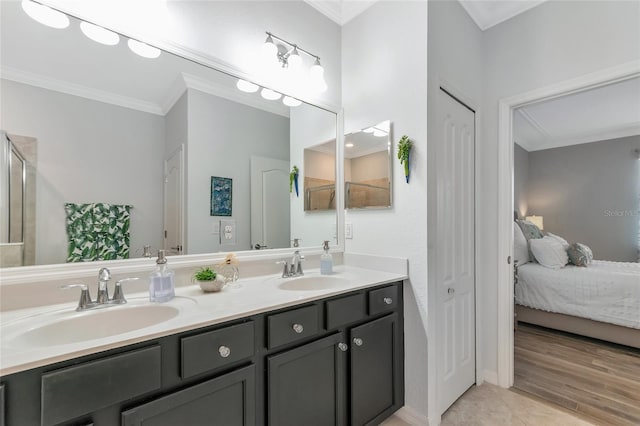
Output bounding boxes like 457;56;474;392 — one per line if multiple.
0;266;405;426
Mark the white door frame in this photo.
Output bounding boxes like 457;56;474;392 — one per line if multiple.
427;78;482;426
495;60;640;387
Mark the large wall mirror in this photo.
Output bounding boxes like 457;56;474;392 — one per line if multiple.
344;120;392;209
0;1;338;268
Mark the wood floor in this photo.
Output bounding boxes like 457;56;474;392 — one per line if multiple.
514;323;640;426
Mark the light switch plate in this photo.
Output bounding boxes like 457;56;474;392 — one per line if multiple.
212;222;220;234
219;220;236;245
345;222;353;239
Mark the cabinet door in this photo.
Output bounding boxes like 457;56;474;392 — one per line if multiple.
350;314;402;426
267;333;346;426
122;365;255;426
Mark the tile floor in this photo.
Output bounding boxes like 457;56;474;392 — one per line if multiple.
381;383;594;425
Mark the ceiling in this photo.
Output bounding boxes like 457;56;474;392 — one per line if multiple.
459;0;547;31
514;76;640;152
304;0;547;30
303;0;378;26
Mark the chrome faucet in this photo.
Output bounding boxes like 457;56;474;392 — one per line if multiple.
277;250;305;278
62;268;139;311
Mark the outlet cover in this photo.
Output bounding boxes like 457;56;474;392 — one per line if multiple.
219;219;236;245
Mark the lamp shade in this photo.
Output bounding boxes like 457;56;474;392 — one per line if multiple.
525;215;544;230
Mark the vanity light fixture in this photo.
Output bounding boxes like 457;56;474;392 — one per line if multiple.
262;32;328;93
21;0;69;29
261;88;282;101
283;96;302;107
80;21;120;46
236;79;259;93
127;39;161;59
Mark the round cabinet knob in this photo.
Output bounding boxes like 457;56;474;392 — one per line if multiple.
292;323;304;334
383;297;393;305
338;342;348;352
448;288;455;294
218;345;231;358
353;337;363;347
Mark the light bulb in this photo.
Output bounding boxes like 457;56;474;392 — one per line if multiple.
345;143;354;148
309;58;328;93
261;88;282;101
80;21;120;46
283;96;302;107
262;34;278;63
128;39;161;59
236;79;259;93
21;0;69;29
287;47;302;70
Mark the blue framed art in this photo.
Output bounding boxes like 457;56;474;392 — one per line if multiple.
210;176;232;216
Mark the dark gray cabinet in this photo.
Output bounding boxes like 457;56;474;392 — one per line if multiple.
122;365;255;426
351;314;402;425
0;281;403;426
267;333;347;426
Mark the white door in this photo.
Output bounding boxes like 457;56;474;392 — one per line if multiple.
164;146;184;255
250;156;290;250
436;88;476;415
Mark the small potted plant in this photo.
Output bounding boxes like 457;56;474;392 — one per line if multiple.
193;266;224;292
397;135;413;183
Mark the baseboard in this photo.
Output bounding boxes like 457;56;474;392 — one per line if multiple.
482;369;498;385
395;405;429;425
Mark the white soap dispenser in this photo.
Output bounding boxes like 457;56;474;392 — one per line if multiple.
149;250;175;302
320;240;333;275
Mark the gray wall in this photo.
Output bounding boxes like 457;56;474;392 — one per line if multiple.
187;89;289;254
525;135;639;262
514;143;530;218
1;79;165;265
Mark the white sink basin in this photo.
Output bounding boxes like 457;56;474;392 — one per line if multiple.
277;275;348;291
3;298;193;349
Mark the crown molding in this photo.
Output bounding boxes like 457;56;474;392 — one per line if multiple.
527;122;640;152
0;66;164;116
174;73;290;118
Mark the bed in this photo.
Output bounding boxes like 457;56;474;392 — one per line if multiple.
515;260;640;348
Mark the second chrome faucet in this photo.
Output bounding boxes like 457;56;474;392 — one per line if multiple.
277;250;305;278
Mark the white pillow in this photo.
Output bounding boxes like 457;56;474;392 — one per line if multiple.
529;236;569;269
546;232;570;250
513;222;530;264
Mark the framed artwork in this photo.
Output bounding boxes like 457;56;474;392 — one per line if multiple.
210;176;232;216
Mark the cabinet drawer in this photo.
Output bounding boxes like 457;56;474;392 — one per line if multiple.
41;346;161;426
181;321;255;379
326;293;366;330
267;305;319;349
368;285;398;315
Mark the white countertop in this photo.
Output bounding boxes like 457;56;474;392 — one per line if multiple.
0;264;406;376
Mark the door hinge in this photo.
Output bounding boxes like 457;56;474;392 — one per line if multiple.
164;230;167;238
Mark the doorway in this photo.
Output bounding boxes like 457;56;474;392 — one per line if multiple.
495;62;640;388
435;88;477;416
164;145;184;255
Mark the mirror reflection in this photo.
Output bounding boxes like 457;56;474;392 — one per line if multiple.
304;140;336;211
344;120;392;209
0;1;338;268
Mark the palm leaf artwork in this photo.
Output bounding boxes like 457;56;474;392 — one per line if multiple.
65;203;131;262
